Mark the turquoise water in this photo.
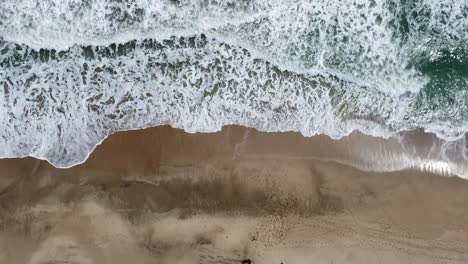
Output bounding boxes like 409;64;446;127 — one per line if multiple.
0;0;466;167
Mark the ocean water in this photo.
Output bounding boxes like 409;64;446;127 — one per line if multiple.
0;0;467;168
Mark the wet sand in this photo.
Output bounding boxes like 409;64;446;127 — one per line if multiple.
1;125;468;264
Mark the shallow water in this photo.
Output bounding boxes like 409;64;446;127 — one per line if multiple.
0;0;467;167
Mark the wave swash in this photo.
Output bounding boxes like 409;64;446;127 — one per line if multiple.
0;0;467;169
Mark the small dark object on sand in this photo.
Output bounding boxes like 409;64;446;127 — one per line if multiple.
241;259;251;264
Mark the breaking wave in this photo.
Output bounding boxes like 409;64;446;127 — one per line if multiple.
0;0;467;168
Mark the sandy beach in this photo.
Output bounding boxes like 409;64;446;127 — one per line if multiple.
2;0;467;263
1;125;468;264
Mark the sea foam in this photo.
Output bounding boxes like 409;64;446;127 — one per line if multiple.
0;0;467;169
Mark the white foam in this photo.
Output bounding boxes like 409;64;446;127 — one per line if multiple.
0;0;467;172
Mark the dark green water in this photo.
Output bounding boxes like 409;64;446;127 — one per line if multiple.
0;0;466;167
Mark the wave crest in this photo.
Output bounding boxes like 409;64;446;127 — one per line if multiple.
0;0;467;168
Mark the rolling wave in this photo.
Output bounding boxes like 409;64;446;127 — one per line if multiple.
0;0;467;168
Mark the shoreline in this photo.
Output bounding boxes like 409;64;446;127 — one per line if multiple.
1;125;467;178
1;126;468;263
1;125;468;263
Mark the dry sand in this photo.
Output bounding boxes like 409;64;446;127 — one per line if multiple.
0;125;468;264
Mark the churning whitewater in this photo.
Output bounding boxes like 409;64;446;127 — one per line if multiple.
0;0;467;167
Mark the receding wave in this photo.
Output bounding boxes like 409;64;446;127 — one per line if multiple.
0;0;467;168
